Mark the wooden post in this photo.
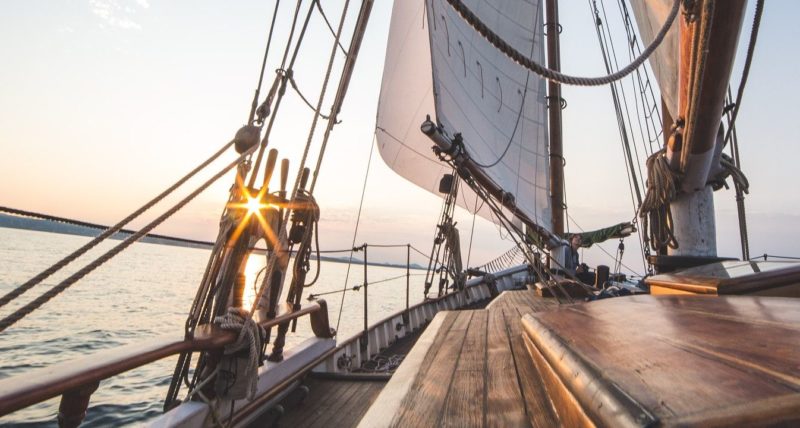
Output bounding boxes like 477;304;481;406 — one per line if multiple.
545;0;565;236
57;381;99;428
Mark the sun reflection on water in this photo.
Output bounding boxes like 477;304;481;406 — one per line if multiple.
242;250;267;311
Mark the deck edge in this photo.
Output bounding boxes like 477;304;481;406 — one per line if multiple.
356;311;448;428
520;313;657;428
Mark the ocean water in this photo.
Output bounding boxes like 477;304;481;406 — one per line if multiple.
0;228;428;426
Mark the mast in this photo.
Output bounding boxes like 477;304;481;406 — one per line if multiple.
666;0;747;258
545;0;565;236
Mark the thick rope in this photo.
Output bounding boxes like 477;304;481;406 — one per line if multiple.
639;149;679;252
441;0;680;86
723;0;763;146
0;149;252;333
0;140;234;310
214;307;265;401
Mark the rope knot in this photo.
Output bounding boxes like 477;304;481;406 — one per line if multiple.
213;307;266;401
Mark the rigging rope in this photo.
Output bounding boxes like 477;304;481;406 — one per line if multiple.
723;0;763;147
248;0;310;187
0;147;255;333
315;0;348;55
335;133;375;333
441;0;680;86
588;0;650;273
0;140;235;311
248;0;281;125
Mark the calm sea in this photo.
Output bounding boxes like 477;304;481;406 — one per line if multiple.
0;228;428;426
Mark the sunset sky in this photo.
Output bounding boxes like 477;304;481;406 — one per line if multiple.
1;1;798;271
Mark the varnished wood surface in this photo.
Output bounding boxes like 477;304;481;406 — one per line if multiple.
373;290;561;427
272;377;387;428
524;295;800;426
646;260;800;296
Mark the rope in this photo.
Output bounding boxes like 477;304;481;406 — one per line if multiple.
0;140;235;310
248;0;310;186
441;0;680;86
639;149;679;252
723;0;763;146
288;74;335;121
214;307;266;401
289;0;350;202
314;0;348;55
335;132;375;333
589;0;649;273
0;148;252;333
308;273;426;299
358;354;405;373
248;0;281;125
751;254;800;261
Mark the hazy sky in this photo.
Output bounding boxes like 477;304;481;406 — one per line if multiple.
1;1;798;271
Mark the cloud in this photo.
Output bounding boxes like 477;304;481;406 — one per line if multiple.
89;0;149;30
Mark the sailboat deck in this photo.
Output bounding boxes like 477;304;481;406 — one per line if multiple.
361;290;800;427
359;290;562;427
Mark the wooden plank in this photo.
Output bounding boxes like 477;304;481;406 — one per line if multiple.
486;308;529;427
440;369;484;428
296;380;362;427
527;295;800;424
440;310;487;427
327;381;386;427
507;307;559;427
392;312;474;426
358;311;458;427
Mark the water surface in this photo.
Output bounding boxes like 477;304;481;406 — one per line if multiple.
0;228;427;426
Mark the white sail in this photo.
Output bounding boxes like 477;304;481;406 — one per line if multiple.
629;0;679;119
376;0;552;231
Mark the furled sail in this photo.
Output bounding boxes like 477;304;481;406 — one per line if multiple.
376;0;552;232
628;0;679;119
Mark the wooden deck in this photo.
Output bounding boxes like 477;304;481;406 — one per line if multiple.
268;377;386;427
360;290;562;427
522;294;800;426
361;290;800;427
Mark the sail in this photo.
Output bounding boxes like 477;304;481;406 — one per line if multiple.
376;0;552;231
628;0;679;119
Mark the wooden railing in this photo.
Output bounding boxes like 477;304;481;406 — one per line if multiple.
0;300;333;424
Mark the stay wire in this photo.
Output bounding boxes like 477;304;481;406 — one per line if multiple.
0;146;255;333
249;0;312;186
335;133;376;333
248;0;282;125
0;139;235;311
315;0;348;55
290;0;351;203
723;0;763;147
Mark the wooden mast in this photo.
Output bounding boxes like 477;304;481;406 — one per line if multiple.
667;0;747;258
545;0;565;236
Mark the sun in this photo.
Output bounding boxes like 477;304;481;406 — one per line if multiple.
245;195;267;215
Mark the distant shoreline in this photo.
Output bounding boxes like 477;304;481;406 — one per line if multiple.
0;213;426;271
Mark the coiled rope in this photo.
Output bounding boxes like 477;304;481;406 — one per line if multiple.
214;307;266;401
441;0;680;86
639;149;680;252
